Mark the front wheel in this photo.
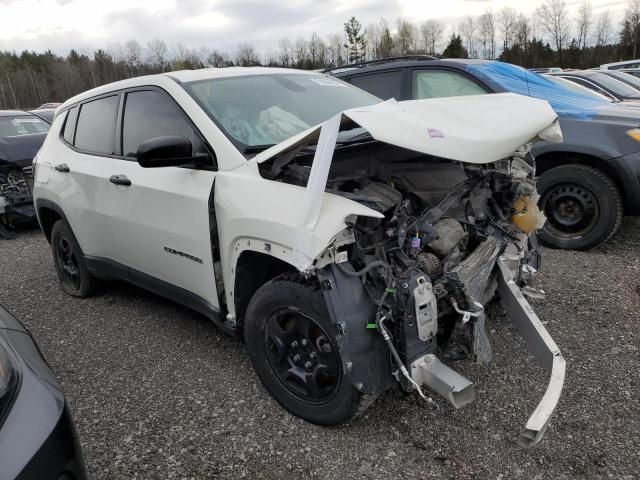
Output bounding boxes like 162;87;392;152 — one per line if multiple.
244;275;375;425
537;164;623;250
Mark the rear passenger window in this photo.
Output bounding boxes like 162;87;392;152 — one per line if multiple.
413;70;488;99
122;90;204;158
350;71;403;100
75;95;119;155
62;106;78;144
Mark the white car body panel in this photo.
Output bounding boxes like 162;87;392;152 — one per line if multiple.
214;161;382;316
97;161;220;309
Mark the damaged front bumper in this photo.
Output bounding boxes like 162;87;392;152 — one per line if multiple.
497;249;566;448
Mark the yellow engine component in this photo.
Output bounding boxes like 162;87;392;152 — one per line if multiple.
512;196;542;234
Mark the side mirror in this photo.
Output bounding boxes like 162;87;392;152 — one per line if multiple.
136;136;206;168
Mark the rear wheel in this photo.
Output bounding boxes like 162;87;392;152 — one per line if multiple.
537;164;623;250
244;275;375;425
51;220;95;297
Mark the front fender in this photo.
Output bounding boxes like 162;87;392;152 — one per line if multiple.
214;162;381;318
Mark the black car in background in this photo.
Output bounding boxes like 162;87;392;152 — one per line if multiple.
0;304;87;479
331;58;640;250
0;110;49;238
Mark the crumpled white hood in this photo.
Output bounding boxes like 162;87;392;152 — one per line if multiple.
254;92;561;271
255;92;560;166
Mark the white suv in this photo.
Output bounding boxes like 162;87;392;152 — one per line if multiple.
33;67;565;447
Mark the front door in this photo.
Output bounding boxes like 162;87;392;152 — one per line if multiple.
102;88;220;311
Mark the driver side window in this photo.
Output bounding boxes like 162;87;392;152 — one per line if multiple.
413;70;488;99
122;90;206;159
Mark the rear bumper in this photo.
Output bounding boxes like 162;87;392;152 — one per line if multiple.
497;253;566;448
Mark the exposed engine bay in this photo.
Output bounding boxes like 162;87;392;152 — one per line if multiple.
260;137;554;442
0;162;35;239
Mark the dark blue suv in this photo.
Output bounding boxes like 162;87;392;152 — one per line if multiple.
331;58;640;250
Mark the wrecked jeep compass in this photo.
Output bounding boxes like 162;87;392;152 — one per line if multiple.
33;68;565;448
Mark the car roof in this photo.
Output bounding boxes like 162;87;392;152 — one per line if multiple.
551;70;599;77
0;110;33;118
60;67;321;110
330;58;492;76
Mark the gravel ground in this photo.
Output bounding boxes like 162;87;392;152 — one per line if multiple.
1;220;639;480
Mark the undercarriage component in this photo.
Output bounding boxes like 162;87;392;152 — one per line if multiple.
410;354;475;409
497;252;566;448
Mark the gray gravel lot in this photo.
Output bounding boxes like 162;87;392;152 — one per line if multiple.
1;221;639;480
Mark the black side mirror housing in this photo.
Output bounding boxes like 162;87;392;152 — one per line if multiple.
136;136;207;168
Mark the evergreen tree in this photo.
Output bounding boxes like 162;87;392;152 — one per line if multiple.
344;17;368;63
442;35;468;58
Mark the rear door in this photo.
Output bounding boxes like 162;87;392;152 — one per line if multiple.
101;88;220;310
409;68;490;99
347;69;406;100
49;95;121;259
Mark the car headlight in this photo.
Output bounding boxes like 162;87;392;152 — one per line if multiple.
626;128;640;142
0;338;19;422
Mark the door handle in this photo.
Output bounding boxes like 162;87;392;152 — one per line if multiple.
54;163;70;173
109;175;131;187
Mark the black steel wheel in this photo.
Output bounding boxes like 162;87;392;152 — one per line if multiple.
51;220;94;298
537;164;622;250
244;275;376;425
264;308;341;403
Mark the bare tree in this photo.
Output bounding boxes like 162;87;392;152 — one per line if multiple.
479;10;496;59
499;7;518;50
365;22;381;60
235;43;260;66
460;15;477;58
326;32;345;67
536;0;571;63
308;32;326;68
421;20;444;55
147;39;168;72
277;38;292;67
594;11;613;47
626;0;640;57
293;38;308;66
396;18;416;55
206;49;231;67
124;40;143;77
575;0;593;50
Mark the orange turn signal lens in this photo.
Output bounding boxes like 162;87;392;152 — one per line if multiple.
626;128;640;142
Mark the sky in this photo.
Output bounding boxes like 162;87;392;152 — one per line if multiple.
0;0;631;56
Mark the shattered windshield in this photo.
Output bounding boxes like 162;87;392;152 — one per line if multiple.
183;73;380;151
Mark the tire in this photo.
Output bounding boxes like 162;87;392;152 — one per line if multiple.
537;164;623;250
244;274;375;425
50;220;95;298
